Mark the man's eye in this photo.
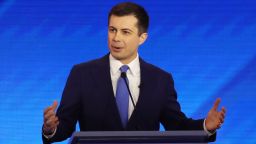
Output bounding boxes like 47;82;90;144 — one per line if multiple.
109;28;116;33
123;31;130;35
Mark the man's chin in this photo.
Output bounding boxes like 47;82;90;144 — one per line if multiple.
110;53;124;60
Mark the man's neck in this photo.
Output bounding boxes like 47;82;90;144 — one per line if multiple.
110;54;138;65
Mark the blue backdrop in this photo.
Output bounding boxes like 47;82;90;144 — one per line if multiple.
0;0;256;143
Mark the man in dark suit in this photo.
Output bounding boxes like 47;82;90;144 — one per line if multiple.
42;2;226;143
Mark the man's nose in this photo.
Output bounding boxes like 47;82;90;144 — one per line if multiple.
113;32;121;41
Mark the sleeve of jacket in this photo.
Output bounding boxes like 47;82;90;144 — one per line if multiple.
42;65;82;143
160;73;216;142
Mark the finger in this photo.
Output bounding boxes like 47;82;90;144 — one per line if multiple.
44;106;53;115
47;117;59;126
44;110;56;121
221;107;226;114
216;112;225;124
44;100;58;115
45;116;58;127
217;123;222;129
52;118;59;127
52;100;58;111
48;119;59;130
45;118;55;126
220;117;224;124
43;116;58;133
212;98;221;111
220;111;225;119
44;115;55;124
53;116;59;124
44;112;58;125
219;108;226;119
44;110;55;118
44;101;58;120
218;114;224;123
56;121;59;127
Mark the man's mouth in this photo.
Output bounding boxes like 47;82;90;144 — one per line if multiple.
111;46;123;52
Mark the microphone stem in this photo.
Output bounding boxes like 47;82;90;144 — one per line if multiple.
122;75;136;108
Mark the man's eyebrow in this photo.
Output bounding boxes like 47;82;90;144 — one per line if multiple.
109;26;134;33
109;26;116;29
121;28;134;33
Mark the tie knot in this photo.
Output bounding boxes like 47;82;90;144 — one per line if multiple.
120;65;129;73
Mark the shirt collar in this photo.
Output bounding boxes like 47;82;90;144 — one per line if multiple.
109;53;140;76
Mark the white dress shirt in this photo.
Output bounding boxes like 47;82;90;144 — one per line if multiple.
109;54;141;119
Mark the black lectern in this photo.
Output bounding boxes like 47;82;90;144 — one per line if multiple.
68;131;208;144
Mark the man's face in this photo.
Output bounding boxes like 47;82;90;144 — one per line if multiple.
108;15;147;64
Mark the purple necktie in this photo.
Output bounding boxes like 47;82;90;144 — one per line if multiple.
116;65;129;128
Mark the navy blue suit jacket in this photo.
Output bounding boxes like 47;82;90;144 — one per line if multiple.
43;54;216;143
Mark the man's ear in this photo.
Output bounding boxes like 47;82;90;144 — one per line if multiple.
139;33;148;45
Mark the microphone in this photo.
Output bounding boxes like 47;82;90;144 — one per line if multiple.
121;72;136;108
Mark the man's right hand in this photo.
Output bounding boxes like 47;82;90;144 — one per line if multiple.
43;101;59;135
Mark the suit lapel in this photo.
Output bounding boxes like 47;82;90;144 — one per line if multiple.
94;54;124;130
127;58;153;130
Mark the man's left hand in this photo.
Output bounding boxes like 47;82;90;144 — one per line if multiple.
205;98;226;132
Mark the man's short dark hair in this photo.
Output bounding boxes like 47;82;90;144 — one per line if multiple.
108;2;149;35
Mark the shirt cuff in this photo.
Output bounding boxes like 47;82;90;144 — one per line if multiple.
42;127;57;139
203;119;216;136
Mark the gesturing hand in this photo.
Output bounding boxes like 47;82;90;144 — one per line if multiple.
205;98;226;132
43;101;59;135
